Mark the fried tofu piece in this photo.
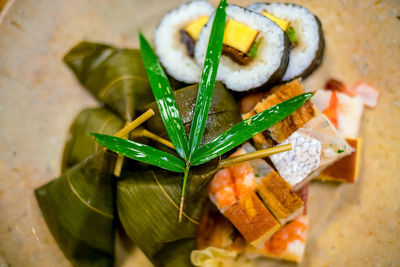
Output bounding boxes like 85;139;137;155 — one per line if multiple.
249;79;316;144
318;138;362;183
257;171;304;225
224;192;280;246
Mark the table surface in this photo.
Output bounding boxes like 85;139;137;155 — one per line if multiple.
0;0;399;266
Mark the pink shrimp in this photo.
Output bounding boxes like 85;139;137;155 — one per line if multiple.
228;149;257;198
263;215;308;257
210;168;236;209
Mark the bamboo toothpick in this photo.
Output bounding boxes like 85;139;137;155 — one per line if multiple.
114;109;155;138
131;128;175;149
112;109;155;177
113;122;129;177
219;143;292;168
113;153;126;176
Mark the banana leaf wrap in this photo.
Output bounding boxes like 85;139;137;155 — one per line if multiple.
146;82;241;150
117;160;219;266
64;42;154;121
35;151;117;267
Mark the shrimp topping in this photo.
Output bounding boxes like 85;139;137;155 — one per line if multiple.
210;169;236;209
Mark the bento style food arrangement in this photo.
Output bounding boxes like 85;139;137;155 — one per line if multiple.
34;1;379;266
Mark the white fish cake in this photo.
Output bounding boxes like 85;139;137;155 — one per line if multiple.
270;131;321;188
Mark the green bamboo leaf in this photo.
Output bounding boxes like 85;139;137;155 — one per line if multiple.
139;33;189;160
91;133;185;172
191;93;314;165
188;0;227;158
145;82;241;154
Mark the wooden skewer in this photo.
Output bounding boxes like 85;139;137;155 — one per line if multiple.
219;143;292;168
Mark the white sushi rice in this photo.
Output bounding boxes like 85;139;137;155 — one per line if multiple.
154;1;214;84
195;5;286;91
248;3;322;81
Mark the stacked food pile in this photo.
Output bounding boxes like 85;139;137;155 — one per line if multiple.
192;78;378;265
34;1;379;266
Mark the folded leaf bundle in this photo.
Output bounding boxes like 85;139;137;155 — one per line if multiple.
117;161;219;266
146;82;241;149
153;238;196;267
35;151;116;267
61;107;124;172
64;42;154;121
62;107;150;173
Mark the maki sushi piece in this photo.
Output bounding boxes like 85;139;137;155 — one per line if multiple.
248;3;325;81
154;0;214;84
195;5;290;91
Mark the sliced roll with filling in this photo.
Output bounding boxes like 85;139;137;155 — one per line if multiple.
248;3;325;81
154;0;214;83
195;5;289;91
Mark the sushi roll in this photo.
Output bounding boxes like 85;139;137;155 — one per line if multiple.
248;3;325;81
195;5;290;92
154;0;214;83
